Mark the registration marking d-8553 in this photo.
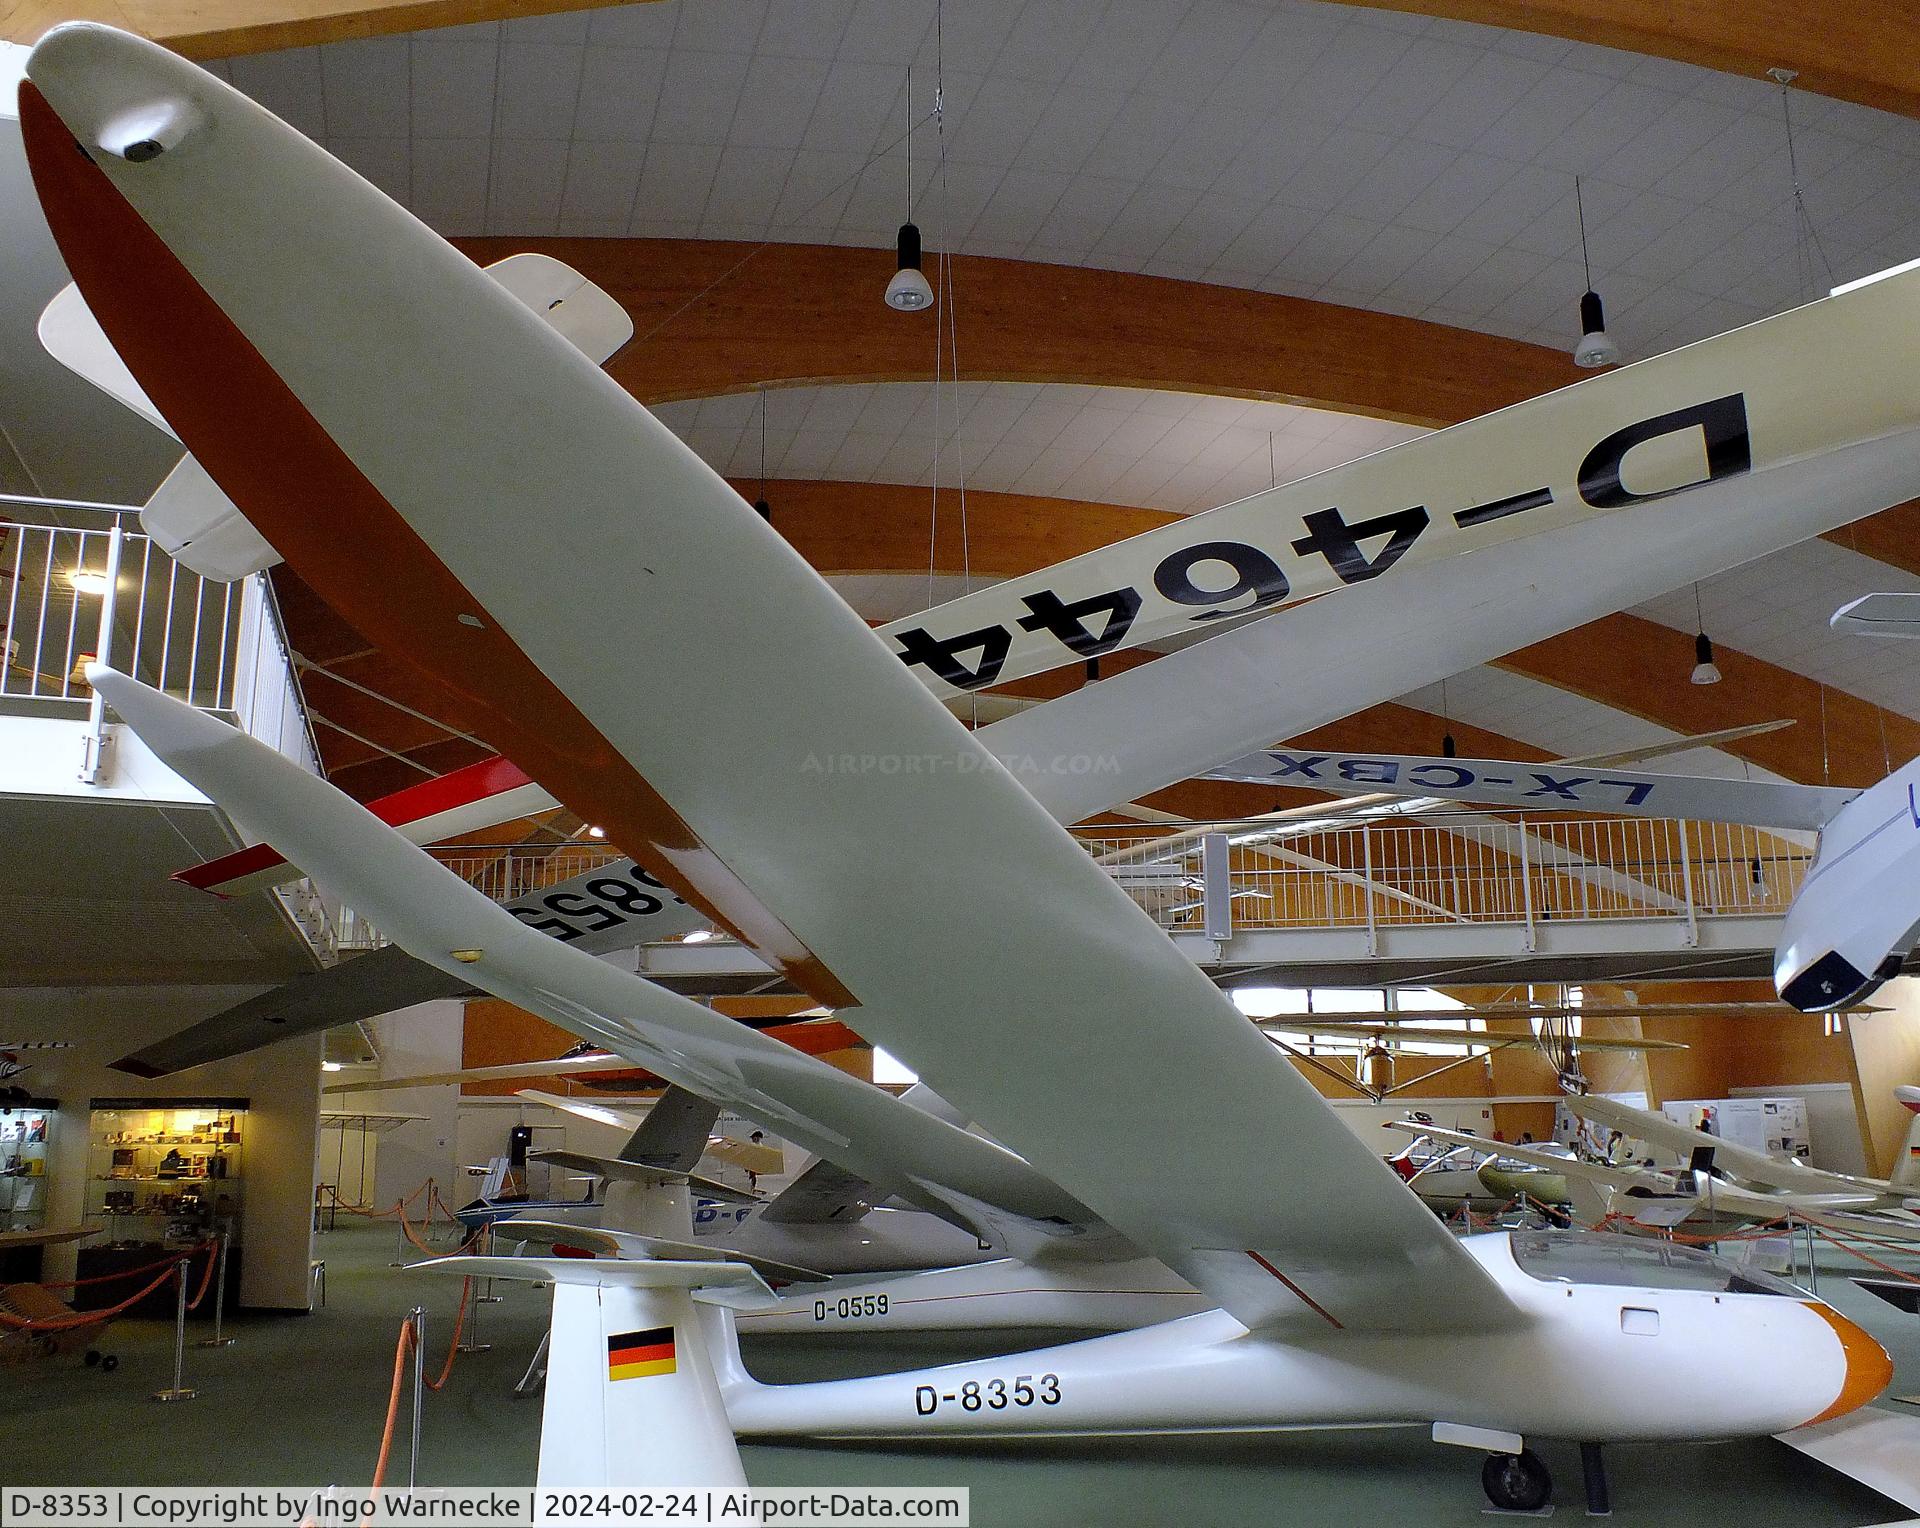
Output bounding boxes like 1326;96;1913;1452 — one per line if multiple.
914;1372;1062;1415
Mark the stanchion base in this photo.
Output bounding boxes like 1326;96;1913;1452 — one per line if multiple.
477;1296;504;1304
151;1388;197;1403
196;1337;236;1348
456;1342;492;1355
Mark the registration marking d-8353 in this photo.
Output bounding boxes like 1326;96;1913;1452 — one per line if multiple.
913;1372;1062;1415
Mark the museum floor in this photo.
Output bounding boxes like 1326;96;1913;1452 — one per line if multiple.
5;1221;1916;1526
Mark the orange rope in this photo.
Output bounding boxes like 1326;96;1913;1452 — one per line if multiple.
0;1256;187;1333
38;1242;212;1291
183;1243;222;1312
421;1279;471;1392
368;1322;414;1491
1803;1220;1920;1285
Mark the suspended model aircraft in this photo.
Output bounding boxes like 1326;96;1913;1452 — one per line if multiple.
36;23;1920;1509
1203;742;1920;1013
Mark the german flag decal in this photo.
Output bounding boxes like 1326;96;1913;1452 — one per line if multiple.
607;1326;676;1381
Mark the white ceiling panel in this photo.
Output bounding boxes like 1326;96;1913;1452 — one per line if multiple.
205;0;1920;362
1633;538;1920;724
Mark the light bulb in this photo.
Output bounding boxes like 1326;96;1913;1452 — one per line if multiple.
886;222;933;312
1574;290;1620;368
1691;631;1722;685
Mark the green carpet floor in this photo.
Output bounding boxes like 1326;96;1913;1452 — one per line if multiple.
4;1221;1917;1526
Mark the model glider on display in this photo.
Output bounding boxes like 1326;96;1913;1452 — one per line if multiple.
1382;1129;1572;1214
35;26;1920;1510
1563;1093;1920;1214
1384;1117;1920;1243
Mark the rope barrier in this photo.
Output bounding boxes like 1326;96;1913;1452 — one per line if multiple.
37;1241;213;1291
1802;1220;1920;1285
0;1256;186;1333
364;1276;478;1495
422;1279;472;1393
183;1240;222;1312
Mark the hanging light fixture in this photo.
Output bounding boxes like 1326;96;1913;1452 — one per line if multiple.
1439;680;1457;757
753;384;771;522
1690;583;1722;685
886;66;933;313
1571;177;1620;368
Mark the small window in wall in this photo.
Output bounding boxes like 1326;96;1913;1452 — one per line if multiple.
1621;1306;1660;1336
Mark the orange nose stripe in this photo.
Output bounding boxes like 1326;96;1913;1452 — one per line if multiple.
1801;1301;1894;1426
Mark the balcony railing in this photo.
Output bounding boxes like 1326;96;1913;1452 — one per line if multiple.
1080;814;1811;951
0;512;322;783
323;811;1813;963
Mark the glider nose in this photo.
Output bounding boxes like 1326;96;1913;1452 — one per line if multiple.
25;22;211;165
1800;1301;1894;1426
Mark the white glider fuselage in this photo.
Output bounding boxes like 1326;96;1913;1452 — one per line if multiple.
735;1255;1207;1335
1777;758;1920;1009
714;1233;1880;1443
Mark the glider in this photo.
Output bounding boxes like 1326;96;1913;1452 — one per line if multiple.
28;25;1917;1509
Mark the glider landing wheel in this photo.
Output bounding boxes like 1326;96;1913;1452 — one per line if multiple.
1482;1448;1552;1512
100;1354;119;1372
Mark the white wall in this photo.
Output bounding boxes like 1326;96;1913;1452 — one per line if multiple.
366;1000;462;1211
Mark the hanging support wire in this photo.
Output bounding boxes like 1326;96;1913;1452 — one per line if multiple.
1769;68;1836;302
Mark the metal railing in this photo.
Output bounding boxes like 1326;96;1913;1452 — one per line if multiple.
1;520;241;710
1080;815;1812;949
330;813;1813;961
0;513;322;784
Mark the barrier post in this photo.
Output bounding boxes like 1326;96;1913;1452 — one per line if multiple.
408;1306;426;1488
477;1224;502;1303
391;1211;408;1268
198;1231;235;1348
457;1273;491;1355
151;1259;197;1403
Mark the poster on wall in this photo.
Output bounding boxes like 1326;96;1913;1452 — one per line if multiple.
1661;1096;1812;1162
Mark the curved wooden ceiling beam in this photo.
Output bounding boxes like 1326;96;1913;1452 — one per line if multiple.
1497;612;1920;788
452;237;1583;429
8;0;1918;120
461;240;1919;580
757;480;1175;580
1346;0;1920;120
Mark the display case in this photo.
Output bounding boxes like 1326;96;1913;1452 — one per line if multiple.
0;1104;56;1281
0;1106;53;1233
75;1099;244;1316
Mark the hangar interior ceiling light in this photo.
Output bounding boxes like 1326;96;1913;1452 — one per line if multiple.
884;65;932;314
1690;584;1723;686
1571;178;1620;370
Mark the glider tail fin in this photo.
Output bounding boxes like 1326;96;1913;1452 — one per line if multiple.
413;1256;764;1487
618;1085;723;1172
